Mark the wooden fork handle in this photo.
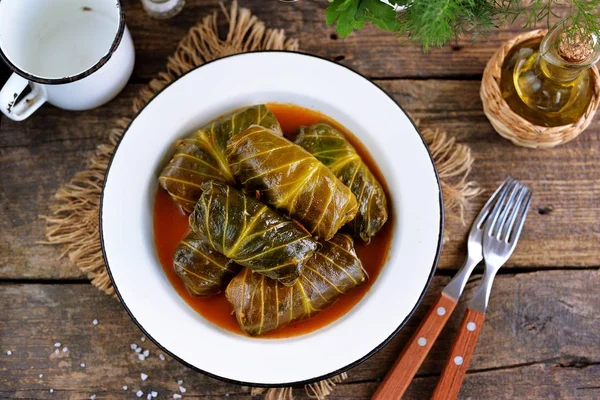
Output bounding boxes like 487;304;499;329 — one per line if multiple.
372;293;458;400
431;308;486;400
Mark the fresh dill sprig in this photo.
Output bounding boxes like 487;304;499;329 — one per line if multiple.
325;0;600;49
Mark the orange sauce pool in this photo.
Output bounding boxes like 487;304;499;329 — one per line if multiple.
153;103;394;338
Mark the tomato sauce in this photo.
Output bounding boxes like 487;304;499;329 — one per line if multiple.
153;103;394;338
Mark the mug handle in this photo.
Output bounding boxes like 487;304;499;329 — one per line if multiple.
0;73;47;121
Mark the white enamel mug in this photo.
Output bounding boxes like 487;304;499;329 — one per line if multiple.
0;0;135;121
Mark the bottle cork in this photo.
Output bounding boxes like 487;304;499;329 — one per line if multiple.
558;31;594;63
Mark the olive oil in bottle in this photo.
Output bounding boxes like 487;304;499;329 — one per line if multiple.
500;21;600;127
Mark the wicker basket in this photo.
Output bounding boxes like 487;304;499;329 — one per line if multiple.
481;29;600;149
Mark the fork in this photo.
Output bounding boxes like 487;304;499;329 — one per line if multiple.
372;177;514;400
431;180;533;400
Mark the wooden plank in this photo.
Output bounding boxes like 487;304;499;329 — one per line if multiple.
1;80;599;279
0;270;598;398
378;79;600;270
0;1;561;82
0;85;139;280
309;365;600;400
121;0;533;81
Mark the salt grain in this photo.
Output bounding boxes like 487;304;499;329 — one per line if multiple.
92;319;99;326
173;395;182;399
80;363;86;368
39;374;43;378
50;389;54;393
131;343;138;350
6;350;11;356
141;373;148;381
151;391;158;398
62;347;68;353
90;395;96;400
141;337;146;342
225;394;230;397
147;394;152;400
123;385;128;391
54;343;61;347
179;386;186;393
137;390;144;397
54;349;59;355
159;354;165;361
177;380;183;385
138;354;146;361
143;350;150;357
135;347;142;353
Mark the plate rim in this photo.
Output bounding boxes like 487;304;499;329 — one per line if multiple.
99;50;444;388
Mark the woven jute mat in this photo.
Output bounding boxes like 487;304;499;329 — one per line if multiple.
43;2;479;398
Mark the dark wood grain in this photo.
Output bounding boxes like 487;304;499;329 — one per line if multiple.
2;80;599;279
119;0;536;81
0;270;598;399
311;364;600;400
379;79;600;270
0;0;542;84
0;85;139;280
373;293;458;400
1;2;598;398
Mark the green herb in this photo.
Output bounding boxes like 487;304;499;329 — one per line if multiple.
326;0;400;37
325;0;600;50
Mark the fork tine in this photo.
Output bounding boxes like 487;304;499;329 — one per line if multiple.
508;186;533;243
474;177;514;230
485;180;519;237
500;185;528;242
491;182;521;238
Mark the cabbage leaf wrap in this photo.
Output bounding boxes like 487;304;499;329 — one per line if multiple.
189;181;318;286
226;234;367;335
173;231;240;297
226;125;358;241
159;105;282;212
295;123;388;241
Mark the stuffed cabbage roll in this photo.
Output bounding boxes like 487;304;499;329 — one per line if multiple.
226;234;367;335
226;126;358;241
173;231;240;296
295;123;388;241
159;105;282;212
189;181;318;286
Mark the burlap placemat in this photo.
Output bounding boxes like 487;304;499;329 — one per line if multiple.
43;2;479;398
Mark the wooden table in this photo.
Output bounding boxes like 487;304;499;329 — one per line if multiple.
1;1;599;398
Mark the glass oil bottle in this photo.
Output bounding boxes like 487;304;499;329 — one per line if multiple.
500;21;600;127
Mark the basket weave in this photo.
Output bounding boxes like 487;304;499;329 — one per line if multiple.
481;29;600;149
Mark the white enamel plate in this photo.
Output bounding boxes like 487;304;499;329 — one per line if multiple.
101;52;443;386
